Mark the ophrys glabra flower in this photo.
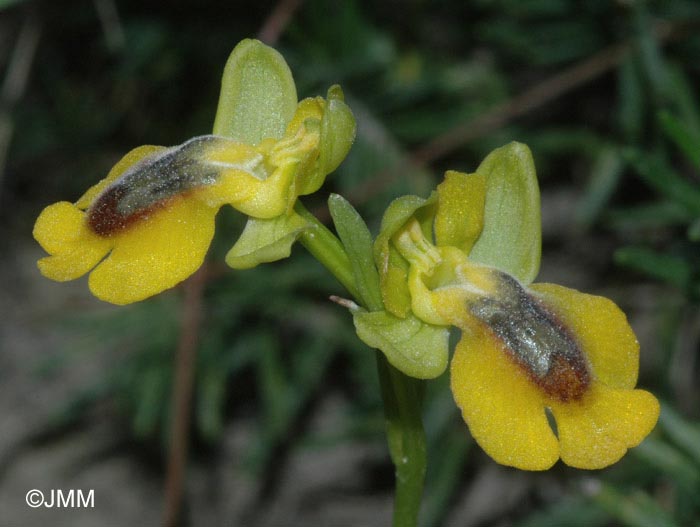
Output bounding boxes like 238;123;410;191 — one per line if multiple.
362;143;659;470
33;40;355;305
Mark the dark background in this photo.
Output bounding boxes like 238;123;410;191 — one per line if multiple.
1;0;700;526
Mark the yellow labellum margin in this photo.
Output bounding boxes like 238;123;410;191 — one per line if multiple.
447;281;660;470
33;146;218;305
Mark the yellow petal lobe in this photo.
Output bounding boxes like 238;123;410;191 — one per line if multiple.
34;201;92;253
451;327;559;470
531;283;640;389
550;383;660;469
33;202;112;281
88;194;215;305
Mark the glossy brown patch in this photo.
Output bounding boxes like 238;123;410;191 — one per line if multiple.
487;327;591;403
530;352;590;402
87;184;171;236
470;271;591;402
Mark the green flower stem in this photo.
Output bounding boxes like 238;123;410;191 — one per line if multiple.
295;200;427;527
295;202;361;300
377;357;427;527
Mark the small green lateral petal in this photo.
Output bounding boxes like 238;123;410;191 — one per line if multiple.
468;142;541;285
374;193;437;317
435;170;486;254
353;310;450;379
300;85;356;195
225;212;309;269
213;39;298;143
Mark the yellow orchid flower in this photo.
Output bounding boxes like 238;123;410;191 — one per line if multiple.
32;39;355;305
373;148;659;471
33;95;349;305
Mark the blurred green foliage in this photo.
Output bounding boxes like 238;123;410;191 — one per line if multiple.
4;0;700;525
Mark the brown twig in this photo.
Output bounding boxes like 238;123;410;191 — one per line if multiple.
162;264;208;527
257;0;304;45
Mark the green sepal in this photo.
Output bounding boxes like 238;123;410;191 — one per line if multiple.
468;142;541;285
328;193;383;311
300;85;356;196
353;310;449;379
374;193;437;317
434;170;487;254
213;39;298;144
225;212;309;269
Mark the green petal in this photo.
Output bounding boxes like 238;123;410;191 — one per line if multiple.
353;310;449;379
213;39;298;144
300;85;356;195
225;212;308;269
468;142;541;285
374;193;437;317
434;170;487;254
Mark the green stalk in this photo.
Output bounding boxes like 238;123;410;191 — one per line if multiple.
296;202;361;301
377;357;427;527
295;201;427;527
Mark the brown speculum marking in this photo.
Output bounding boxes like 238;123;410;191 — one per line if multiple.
468;272;590;402
87;136;220;236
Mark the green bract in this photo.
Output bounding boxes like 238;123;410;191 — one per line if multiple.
328;193;383;311
215;40;357;270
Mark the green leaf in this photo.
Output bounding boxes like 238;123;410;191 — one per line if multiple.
132;367;168;438
617;58;645;141
0;0;25;9
688;218;700;242
625;149;700;215
469;142;542;284
353;310;449;379
420;427;471;527
328;193;383;310
196;366;228;441
614;246;691;289
594;483;680;527
575;145;624;228
301;85;357;195
659;111;700;170
634;437;700;491
658;402;700;465
248;333;336;472
213;39;298;143
225;212;309;269
514;497;609;527
607;201;694;230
